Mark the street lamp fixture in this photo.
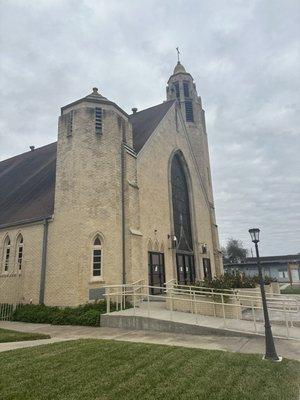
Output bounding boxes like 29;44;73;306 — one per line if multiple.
248;228;260;243
248;228;282;362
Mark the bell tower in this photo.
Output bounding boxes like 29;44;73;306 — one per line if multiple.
166;60;201;125
166;57;212;200
167;54;223;275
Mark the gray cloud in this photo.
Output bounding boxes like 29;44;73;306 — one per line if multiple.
0;0;299;255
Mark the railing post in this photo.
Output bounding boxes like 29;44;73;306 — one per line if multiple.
106;287;110;314
123;285;125;310
193;291;198;324
133;286;136;316
221;294;226;327
288;300;294;328
213;295;216;317
147;287;150;317
170;290;173;321
252;299;257;333
283;300;289;338
120;286;122;310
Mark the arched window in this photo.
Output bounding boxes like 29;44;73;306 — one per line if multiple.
171;153;196;285
92;237;102;277
171;154;193;252
16;234;23;271
3;236;11;272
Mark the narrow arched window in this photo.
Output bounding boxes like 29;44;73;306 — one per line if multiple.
3;236;11;272
92;237;102;277
16;234;23;271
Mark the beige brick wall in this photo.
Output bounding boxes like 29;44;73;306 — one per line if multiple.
0;222;44;304
134;102;221;285
44;102;129;306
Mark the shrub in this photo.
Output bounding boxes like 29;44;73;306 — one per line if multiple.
12;304;58;324
194;272;276;291
12;300;121;327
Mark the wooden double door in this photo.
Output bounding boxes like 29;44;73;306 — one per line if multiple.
176;253;195;285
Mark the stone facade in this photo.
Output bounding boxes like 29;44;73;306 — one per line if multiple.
0;62;223;306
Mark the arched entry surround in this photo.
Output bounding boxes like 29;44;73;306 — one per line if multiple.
167;149;201;283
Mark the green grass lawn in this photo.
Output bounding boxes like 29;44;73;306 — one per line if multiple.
0;328;50;343
0;340;299;400
281;285;300;294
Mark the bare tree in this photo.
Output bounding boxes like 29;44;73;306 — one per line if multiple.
223;238;248;263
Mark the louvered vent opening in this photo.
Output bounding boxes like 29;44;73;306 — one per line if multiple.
95;107;102;134
185;101;194;122
67;110;74;137
183;81;190;98
174;82;180;99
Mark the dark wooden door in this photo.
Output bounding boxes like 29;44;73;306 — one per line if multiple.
176;253;195;285
203;258;212;281
148;252;165;295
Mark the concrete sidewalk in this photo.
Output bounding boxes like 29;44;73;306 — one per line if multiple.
0;321;299;361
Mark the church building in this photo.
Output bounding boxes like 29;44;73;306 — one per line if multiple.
0;61;223;306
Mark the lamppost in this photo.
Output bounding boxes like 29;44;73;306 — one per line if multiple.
248;228;281;362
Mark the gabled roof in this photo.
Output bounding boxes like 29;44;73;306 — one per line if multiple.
0;143;56;227
130;100;174;152
0;100;174;227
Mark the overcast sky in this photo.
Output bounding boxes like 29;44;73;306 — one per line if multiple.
0;0;299;256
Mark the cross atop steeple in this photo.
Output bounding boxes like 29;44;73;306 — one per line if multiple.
176;46;180;62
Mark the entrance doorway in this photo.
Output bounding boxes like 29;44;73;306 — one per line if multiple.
203;258;212;281
148;252;165;294
176;253;195;285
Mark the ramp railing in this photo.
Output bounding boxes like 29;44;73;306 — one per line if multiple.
104;282;299;340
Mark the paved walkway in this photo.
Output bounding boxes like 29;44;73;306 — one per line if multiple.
0;321;299;361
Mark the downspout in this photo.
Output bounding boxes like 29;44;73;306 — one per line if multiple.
120;121;126;285
39;218;49;304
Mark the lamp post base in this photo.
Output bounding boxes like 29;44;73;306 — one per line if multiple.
262;355;283;362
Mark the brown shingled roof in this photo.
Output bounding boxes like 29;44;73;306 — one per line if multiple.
0;100;174;226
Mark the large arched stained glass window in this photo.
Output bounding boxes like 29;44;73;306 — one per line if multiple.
171;154;193;252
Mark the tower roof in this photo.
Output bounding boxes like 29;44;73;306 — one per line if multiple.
167;61;192;84
61;87;128;118
173;61;186;74
85;87;108;101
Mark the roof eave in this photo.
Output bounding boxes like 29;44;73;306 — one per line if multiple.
61;97;129;118
0;215;53;230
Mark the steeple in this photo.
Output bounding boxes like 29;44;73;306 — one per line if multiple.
173;61;186;74
166;57;201;124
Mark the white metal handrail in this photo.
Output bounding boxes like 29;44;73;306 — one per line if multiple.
103;283;299;339
169;285;299;309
